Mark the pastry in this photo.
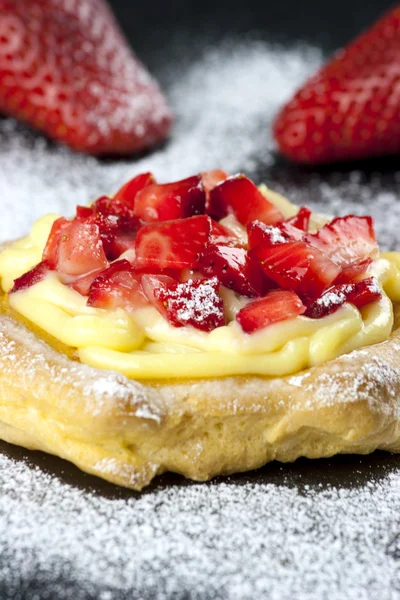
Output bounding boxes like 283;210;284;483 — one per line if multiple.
0;170;400;490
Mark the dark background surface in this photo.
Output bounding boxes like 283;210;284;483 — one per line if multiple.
2;1;400;598
110;0;396;58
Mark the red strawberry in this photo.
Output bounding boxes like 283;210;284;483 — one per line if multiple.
141;273;177;316
78;196;140;260
113;173;155;205
71;271;103;296
87;260;147;311
43;217;71;268
43;218;108;283
251;240;340;300
273;6;400;164
306;216;378;267
153;277;225;331
334;258;373;284
76;206;94;220
305;277;381;319
210;220;242;247
135;215;212;271
201;169;229;197
133;175;206;222
198;245;265;297
0;0;172;155
236;290;306;333
286;207;312;231
10;260;53;294
208;175;284;226
247;220;301;250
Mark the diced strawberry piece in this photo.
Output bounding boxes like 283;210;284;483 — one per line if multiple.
208;175;284;226
133;175;206;223
71;272;105;296
247;221;294;250
236;290;306;333
251;240;341;300
92;213;138;261
92;196;138;224
10;260;53;294
210;220;242;247
135;215;212;271
42;217;71;268
201;169;229;195
44;219;108;284
76;206;94;220
87;260;147;312
113;173;155;205
306;216;378;267
80;197;140;261
305;277;382;319
141;274;179;316
335;259;373;284
109;232;138;259
286;206;312;231
152;276;225;332
198;245;265;297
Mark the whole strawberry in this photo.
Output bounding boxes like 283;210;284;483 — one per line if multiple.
0;0;172;155
273;5;400;164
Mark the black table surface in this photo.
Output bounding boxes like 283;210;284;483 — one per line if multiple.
1;1;400;598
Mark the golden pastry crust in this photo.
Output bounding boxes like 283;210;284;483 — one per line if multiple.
0;285;400;490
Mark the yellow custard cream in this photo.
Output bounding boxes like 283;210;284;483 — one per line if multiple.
1;202;400;380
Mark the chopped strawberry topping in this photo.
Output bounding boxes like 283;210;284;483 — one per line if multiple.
87;260;147;312
305;277;382;319
210;220;242;247
251;240;341;300
71;271;105;297
135;215;212;271
198;245;265;297
334;259;373;284
76;206;94;220
113;173;155;205
44;219;108;284
133;175;206;222
201;169;229;196
287;206;312;231
306;216;378;267
141;274;178;316
10;261;53;294
247;220;296;249
14;167;384;340
42;217;71;268
236;290;306;333
208;175;284;225
77;196;140;261
153;277;225;331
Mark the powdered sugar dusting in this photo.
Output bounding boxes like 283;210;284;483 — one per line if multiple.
1;37;400;598
1;452;400;599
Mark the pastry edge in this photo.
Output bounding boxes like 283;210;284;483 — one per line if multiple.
0;304;400;490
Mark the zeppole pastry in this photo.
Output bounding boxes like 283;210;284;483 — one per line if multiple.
1;169;400;490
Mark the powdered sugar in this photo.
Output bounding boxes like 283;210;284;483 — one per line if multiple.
1;37;400;598
1;451;400;599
